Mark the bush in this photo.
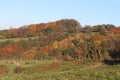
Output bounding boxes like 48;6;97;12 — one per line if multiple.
14;66;22;74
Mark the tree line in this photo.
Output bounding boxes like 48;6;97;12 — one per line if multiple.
0;19;119;61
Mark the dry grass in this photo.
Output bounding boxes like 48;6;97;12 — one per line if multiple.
0;65;9;77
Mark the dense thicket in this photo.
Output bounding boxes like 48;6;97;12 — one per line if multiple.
0;19;119;61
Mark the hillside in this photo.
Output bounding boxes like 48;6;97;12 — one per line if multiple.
0;19;120;61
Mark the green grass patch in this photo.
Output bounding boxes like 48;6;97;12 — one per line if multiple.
0;60;120;80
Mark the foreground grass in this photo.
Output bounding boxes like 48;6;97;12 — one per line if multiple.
0;60;120;80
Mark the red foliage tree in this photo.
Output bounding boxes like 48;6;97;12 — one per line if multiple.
109;27;120;34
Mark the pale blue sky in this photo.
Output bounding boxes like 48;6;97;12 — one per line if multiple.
0;0;120;30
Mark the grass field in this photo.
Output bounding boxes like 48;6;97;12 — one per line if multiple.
0;36;39;42
0;60;120;80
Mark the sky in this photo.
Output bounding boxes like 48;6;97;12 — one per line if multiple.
0;0;120;30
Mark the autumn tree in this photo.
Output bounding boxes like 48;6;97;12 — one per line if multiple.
82;25;93;33
108;30;120;59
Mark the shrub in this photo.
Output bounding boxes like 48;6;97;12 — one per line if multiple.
14;66;22;74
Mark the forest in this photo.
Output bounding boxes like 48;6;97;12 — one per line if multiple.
0;19;120;61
